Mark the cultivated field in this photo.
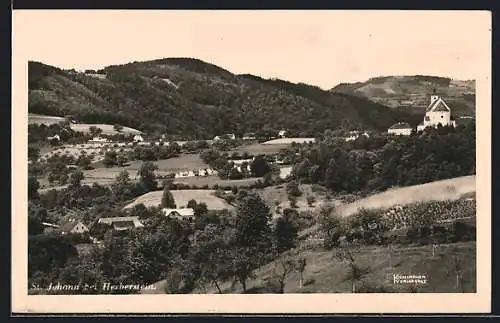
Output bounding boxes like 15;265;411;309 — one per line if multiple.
230;143;291;155
173;176;261;187
70;123;142;135
143;241;476;294
124;189;235;211
28;113;142;135
40;145;132;164
77;154;210;185
337;175;476;217
262;138;316;145
28;114;65;125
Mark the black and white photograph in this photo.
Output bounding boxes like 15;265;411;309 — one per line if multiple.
12;9;491;313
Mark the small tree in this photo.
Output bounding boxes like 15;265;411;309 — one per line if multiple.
28;176;40;200
117;154;128;167
187;199;197;209
59;173;69;185
274;214;298;253
103;151;118;168
161;187;177;208
295;254;307;289
306;195;315;207
270;257;295;293
113;124;124;132
286;180;302;197
453;255;464;292
334;246;369;293
137;161;158;192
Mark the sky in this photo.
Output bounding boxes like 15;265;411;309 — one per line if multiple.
13;10;491;89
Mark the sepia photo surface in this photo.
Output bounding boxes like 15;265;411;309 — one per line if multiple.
12;10;491;313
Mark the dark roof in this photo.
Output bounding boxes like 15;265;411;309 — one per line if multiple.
426;97;451;112
58;221;87;233
389;122;412;130
58;221;78;233
432;102;450;112
112;221;136;230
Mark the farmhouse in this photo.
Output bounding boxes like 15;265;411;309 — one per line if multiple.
47;134;60;141
133;134;144;142
163;208;195;221
242;133;256;140
214;133;236;141
416;95;457;132
98;216;144;231
345;131;370;142
387;122;413;136
278;129;288;138
57;220;89;235
88;136;111;144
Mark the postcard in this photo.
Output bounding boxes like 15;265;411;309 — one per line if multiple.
12;9;491;314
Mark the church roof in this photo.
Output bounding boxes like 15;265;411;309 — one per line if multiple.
426;97;451;112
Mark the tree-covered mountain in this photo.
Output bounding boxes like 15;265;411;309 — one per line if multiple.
331;75;475;117
28;58;420;140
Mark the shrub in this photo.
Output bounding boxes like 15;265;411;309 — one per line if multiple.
306;195;315;207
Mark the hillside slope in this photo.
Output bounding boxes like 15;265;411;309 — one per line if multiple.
28;59;417;139
331;75;475;116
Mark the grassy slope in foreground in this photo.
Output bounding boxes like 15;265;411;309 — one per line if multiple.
143;242;475;294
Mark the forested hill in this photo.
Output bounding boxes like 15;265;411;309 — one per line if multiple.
28;58;418;140
331;75;476;116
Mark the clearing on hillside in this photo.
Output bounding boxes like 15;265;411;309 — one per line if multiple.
70;123;142;135
28;113;142;135
258;183;333;214
28;113;65;125
123;189;235;211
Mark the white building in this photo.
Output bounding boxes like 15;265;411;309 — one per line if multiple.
278;130;288;138
47;134;61;141
387;122;413;136
88;136;111;143
416;95;457;132
98;216;144;231
345;131;370;142
163;208;195;221
133;134;144;142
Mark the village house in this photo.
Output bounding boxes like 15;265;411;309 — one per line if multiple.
46;134;60;142
88;136;112;146
133;134;144;142
57;220;89;235
242;133;256;141
278;129;288;138
98;216;144;231
416;95;457;132
387;122;413;136
213;133;236;141
163;208;195;221
345;130;370;142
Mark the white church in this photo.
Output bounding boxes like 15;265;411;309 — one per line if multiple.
416;95;457;132
387;94;457;136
